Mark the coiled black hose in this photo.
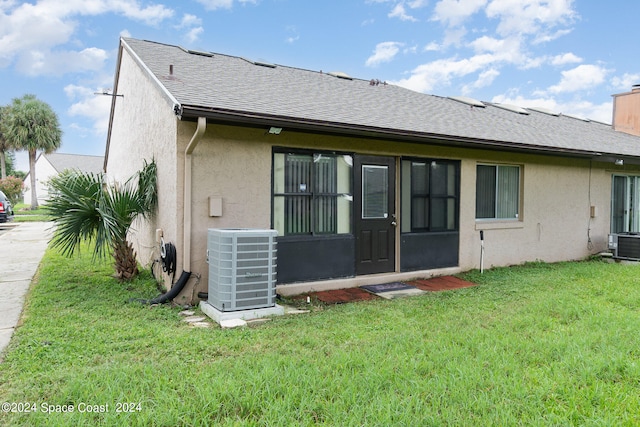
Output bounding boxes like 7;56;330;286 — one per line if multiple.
131;241;188;305
160;242;177;283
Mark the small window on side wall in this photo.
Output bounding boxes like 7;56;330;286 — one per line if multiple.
476;164;520;220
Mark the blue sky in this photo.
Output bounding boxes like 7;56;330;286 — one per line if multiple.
2;0;639;171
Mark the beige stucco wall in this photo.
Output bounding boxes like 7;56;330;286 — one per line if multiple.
174;123;628;299
105;47;180;275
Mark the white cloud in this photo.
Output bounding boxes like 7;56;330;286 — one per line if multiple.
462;68;500;94
0;0;173;71
64;83;113;135
177;13;202;28
185;27;204;43
16;47;108;76
486;0;576;37
195;0;258;11
175;13;203;43
432;0;487;26
550;52;582;66
532;28;572;44
285;25;299;44
393;54;496;93
389;4;417;21
366;41;404;67
611;73;640;91
547;64;610;94
425;41;441;51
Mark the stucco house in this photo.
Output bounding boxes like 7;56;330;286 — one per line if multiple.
104;37;640;304
23;153;104;205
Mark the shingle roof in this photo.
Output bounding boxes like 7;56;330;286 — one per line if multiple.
45;153;104;174
120;37;640;161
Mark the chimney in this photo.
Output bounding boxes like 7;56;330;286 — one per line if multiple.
612;85;640;136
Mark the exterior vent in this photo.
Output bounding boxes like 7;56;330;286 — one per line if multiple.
527;106;560;116
448;96;485;108
188;49;214;57
608;233;640;260
207;229;277;312
491;103;530;115
242;57;276;68
254;60;276;68
562;113;590;122
328;71;353;80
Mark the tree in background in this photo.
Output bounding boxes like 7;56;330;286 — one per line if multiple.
2;95;61;209
46;160;157;281
0;106;11;180
0;176;24;205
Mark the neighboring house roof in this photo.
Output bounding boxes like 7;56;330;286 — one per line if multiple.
44;153;104;174
114;37;640;162
24;153;105;179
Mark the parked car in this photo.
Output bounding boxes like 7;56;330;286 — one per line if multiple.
0;190;14;222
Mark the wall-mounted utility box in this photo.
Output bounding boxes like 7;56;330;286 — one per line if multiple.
209;197;222;217
206;229;277;312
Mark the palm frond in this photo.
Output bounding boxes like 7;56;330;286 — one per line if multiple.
45;159;158;281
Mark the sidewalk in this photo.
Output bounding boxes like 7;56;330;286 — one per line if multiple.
0;222;53;360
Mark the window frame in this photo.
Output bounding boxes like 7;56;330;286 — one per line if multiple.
401;157;460;233
272;148;353;238
611;174;640;234
475;163;522;221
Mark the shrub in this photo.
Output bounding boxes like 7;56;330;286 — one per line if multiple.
0;175;23;205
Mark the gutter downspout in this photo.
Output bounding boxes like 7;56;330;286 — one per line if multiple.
134;117;206;305
183;116;207;272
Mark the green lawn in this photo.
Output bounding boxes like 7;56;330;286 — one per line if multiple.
1;247;640;426
11;203;51;222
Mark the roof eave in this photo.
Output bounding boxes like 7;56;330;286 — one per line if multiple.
179;105;603;160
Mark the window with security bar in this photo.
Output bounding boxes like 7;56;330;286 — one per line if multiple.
273;151;352;236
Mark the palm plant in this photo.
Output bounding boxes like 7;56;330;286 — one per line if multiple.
46;159;157;281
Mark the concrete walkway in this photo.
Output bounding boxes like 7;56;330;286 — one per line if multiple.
0;222;53;360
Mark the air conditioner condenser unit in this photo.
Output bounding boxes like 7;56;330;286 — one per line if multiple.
206;228;277;312
608;233;640;261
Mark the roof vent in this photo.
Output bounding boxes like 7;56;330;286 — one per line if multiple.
491;103;530;115
188;49;214;57
242;57;276;68
562;113;590;122
254;60;276;68
527;106;560;117
448;96;485;108
328;71;353;80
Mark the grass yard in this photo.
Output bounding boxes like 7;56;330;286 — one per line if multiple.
1;247;640;426
11;203;51;222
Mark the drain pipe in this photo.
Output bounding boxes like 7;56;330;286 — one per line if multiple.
183;116;207;272
136;117;207;305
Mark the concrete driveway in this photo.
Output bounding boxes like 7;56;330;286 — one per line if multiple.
0;222;53;360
